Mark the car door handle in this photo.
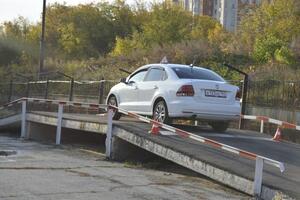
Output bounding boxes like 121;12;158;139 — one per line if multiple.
154;85;158;89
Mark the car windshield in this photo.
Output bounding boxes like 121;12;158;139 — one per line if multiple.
171;66;224;81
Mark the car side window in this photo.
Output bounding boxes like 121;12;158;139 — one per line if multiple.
144;68;166;82
128;70;147;83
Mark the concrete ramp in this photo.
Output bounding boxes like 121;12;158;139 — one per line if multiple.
111;123;298;200
0;98;298;200
0;114;21;127
27;112;107;134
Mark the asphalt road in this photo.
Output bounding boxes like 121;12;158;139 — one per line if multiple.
29;111;300;198
0;135;249;200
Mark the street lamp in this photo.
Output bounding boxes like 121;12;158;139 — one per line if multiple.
39;0;46;79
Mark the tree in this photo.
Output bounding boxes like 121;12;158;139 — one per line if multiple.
142;4;192;46
239;0;300;63
0;17;38;67
191;16;220;40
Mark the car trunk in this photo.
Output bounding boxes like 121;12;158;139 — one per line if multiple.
192;80;237;104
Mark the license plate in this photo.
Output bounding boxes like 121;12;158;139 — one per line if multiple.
205;90;227;98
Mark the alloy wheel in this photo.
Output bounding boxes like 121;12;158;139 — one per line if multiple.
154;102;166;123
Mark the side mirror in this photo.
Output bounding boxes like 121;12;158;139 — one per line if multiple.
120;77;127;84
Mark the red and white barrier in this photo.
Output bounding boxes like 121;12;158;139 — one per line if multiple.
0;98;108;110
110;105;284;171
0;98;22;110
242;114;300;133
107;105;285;196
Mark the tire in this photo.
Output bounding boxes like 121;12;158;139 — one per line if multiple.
107;95;121;120
210;121;229;132
153;100;171;124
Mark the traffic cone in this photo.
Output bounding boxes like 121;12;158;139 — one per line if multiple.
149;123;160;135
272;127;282;141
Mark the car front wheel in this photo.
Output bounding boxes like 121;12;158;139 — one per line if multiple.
210;121;229;132
107;95;121;120
153;100;170;124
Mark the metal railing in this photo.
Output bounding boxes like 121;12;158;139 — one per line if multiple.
0;79;118;105
247;80;300;109
3;79;300;107
1;78;300;124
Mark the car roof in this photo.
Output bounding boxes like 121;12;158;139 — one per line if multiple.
131;63;214;75
149;63;210;71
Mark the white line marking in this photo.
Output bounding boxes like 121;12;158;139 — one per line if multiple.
160;131;177;136
190;135;205;143
242;115;257;120
269;118;283;126
221;146;239;154
198;133;273;141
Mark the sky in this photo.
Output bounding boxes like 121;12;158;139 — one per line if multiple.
0;0;153;24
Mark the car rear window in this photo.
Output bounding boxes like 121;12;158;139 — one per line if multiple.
172;67;224;81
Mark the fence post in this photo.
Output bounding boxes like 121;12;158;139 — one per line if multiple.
105;108;113;158
69;78;74;101
253;157;263;197
8;79;13;102
56;103;64;145
260;120;264;133
239;75;249;129
26;82;30;98
44;78;49;99
99;78;105;104
21;100;27;138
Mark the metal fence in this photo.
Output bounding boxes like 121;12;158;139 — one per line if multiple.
247;80;300;109
0;80;118;105
1;78;300;114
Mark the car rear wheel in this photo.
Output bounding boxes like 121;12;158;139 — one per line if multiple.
153;100;170;124
210;121;229;132
107;95;121;120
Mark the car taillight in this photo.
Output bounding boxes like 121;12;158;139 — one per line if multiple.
176;85;194;96
235;89;241;100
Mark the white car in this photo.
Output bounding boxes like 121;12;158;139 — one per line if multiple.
107;63;241;132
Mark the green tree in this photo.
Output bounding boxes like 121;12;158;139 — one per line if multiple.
142;4;192;46
191;16;220;40
0;17;38;67
239;0;300;63
253;34;295;64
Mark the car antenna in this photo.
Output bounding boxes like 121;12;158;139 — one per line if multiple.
190;55;198;68
160;56;168;64
190;57;197;72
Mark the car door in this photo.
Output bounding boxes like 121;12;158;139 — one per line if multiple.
136;67;166;113
118;69;147;111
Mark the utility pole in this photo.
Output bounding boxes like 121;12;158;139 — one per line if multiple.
39;0;46;79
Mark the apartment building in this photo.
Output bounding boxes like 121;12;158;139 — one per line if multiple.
168;0;261;32
169;0;212;15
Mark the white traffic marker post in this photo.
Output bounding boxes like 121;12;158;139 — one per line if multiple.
21;100;27;138
260;120;264;133
254;157;264;197
194;120;198;126
56;104;64;145
105;109;113;158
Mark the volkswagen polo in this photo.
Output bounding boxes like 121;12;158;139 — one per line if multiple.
107;63;241;132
